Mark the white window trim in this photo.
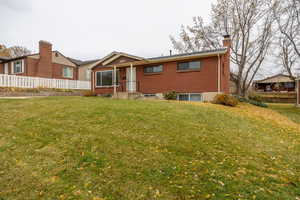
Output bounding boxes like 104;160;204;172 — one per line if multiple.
11;59;24;74
177;93;202;102
63;66;74;79
95;70;119;88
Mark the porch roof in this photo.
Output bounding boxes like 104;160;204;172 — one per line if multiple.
108;48;228;68
254;74;295;83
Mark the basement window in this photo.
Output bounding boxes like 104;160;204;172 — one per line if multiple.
144;94;156;97
12;60;24;74
63;67;74;78
177;93;202;102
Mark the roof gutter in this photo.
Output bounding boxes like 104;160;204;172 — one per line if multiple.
109;50;227;68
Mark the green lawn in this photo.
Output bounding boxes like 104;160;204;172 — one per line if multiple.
268;104;300;124
0;97;300;200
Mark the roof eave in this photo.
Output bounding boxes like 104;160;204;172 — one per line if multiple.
110;50;227;68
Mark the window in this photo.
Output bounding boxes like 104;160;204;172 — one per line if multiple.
177;93;202;102
96;70;119;87
284;82;295;89
144;94;156;97
144;65;163;73
63;67;73;78
86;69;91;80
12;60;24;74
177;61;201;71
190;94;202;101
178;94;189;101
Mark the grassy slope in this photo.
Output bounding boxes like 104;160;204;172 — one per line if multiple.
0;97;300;200
268;104;300;124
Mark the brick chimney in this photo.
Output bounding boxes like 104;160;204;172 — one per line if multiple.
223;34;231;49
222;35;231;94
37;40;53;78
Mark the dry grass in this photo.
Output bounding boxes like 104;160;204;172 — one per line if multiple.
0;97;300;200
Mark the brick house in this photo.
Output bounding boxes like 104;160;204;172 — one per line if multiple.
0;41;78;80
91;35;231;101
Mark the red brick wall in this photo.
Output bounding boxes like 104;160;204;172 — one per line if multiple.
137;58;219;94
0;63;3;74
92;55;230;95
222;38;231;94
26;58;39;76
52;63;78;80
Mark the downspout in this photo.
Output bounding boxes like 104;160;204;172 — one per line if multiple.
92;71;95;92
113;65;117;95
130;63;133;93
217;54;221;93
297;79;299;106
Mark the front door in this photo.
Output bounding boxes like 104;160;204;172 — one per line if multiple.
4;63;8;74
126;67;136;92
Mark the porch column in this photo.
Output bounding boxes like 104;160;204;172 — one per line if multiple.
113;65;117;95
130;63;133;93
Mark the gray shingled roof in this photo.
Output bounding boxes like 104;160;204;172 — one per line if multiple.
68;57;101;66
80;59;101;65
67;57;83;65
148;48;227;60
0;56;10;60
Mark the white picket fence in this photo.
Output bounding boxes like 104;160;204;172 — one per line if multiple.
0;74;91;90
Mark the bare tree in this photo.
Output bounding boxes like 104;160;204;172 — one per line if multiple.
273;0;300;77
9;46;31;58
274;0;300;57
277;36;298;79
170;0;275;96
0;44;11;57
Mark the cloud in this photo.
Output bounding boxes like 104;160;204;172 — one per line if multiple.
0;0;31;11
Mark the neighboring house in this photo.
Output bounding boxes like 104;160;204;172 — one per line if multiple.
253;74;296;92
91;36;231;102
69;58;101;81
0;41;78;80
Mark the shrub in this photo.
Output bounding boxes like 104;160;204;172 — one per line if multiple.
248;93;263;103
163;91;177;100
213;94;238;107
234;95;268;108
82;91;97;97
248;99;268;108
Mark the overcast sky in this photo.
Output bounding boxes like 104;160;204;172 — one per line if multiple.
0;0;216;61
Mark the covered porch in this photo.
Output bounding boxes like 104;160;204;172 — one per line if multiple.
254;81;295;92
253;74;296;92
112;63;140;95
